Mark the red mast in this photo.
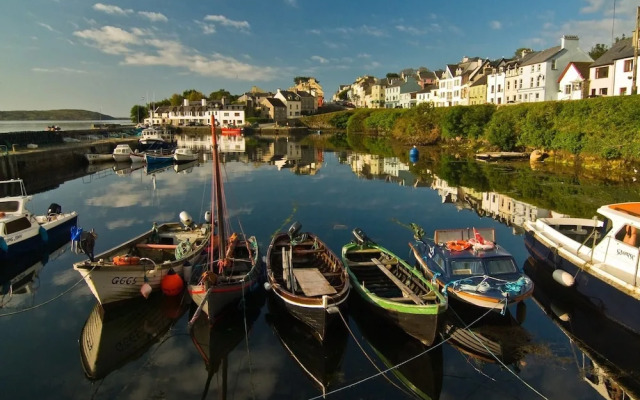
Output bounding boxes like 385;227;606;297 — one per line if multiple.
211;115;226;270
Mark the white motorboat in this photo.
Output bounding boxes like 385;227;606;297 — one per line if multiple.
112;144;133;163
174;148;198;163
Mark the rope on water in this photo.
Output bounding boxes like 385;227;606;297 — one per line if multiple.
271;202;298;239
0;263;98;317
335;308;413;398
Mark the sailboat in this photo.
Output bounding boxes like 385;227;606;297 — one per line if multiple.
188;115;262;320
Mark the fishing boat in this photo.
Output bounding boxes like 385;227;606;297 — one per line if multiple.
145;151;174;165
79;292;187;380
341;228;447;346
187;115;262;320
72;212;211;307
265;221;350;341
265;295;348;397
173;147;198;163
409;225;533;314
129;150;145;163
0;179;78;260
112;144;133;162
523;202;640;335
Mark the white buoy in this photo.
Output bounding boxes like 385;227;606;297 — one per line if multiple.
263;282;272;291
552;269;575;287
204;210;212;223
180;211;193;227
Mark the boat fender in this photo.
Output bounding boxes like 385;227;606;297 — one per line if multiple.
182;262;192;283
446;240;471;252
39;226;49;242
550;302;570;322
552;269;574;287
263;282;272;291
161;268;184;296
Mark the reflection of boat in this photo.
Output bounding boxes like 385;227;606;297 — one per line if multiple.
524;203;640;335
79;292;187;380
409;226;533;313
221;127;243;136
173;160;198;174
350;295;444;400
440;307;531;368
84;153;113;164
188;116;261;319
341;228;446;345
73;215;211;307
190;290;264;399
266;221;350;341
265;295;348;397
524;257;640;399
0;179;78;261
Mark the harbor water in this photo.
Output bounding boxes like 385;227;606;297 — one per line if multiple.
0;136;638;399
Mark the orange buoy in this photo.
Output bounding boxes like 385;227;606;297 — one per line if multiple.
161;268;184;296
446;240;471;252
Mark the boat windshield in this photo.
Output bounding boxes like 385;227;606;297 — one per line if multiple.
0;201;20;213
450;257;518;276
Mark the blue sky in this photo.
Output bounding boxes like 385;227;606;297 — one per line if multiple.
1;0;635;117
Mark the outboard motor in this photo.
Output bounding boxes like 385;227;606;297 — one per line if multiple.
180;211;193;228
287;221;302;241
47;203;62;215
352;228;371;245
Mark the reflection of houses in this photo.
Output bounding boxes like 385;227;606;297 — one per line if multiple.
347;154;415;184
219;135;246;153
268;139;321;175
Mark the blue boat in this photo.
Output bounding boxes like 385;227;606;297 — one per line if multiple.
524;202;640;335
0;179;78;261
409;225;533;314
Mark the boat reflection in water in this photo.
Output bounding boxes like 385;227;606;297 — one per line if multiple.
350;295;443;400
440;307;531;371
79;292;188;380
524;258;640;400
190;290;265;399
265;295;348;397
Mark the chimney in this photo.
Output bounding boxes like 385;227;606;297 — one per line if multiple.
561;35;579;50
201;98;206;106
183;98;189;106
221;96;226;106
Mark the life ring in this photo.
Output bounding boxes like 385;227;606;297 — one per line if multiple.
113;255;141;265
446;240;471;252
0;212;5;218
468;238;495;251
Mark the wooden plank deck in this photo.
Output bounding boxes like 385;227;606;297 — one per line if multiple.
292;268;337;297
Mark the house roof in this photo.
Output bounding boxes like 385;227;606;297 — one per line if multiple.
557;61;592;82
264;97;286;107
470;75;488;86
590;38;634;67
521;46;561;66
277;90;301;101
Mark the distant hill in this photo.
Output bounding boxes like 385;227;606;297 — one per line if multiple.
0;109;116;121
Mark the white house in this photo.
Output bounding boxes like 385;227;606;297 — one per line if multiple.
588;38;633;97
274;89;302;118
557;62;591;100
518;35;593;103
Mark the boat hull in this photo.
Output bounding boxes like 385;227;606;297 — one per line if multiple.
524;230;640;334
1;213;77;261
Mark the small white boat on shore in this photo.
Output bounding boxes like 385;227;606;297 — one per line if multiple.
112;144;133;163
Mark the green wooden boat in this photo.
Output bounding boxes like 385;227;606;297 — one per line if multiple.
341;228;447;346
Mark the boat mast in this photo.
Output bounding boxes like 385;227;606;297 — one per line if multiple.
211;115;226;263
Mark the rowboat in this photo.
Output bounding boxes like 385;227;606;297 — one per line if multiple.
174;147;198;163
523;202;640;335
265;221;350;341
342;228;447;346
73;212;211;306
409;225;533;314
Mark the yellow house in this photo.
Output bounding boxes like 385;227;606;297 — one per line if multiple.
469;75;488;105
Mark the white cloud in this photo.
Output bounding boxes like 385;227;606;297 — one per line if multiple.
580;0;606;13
203;15;250;32
311;55;328;64
395;25;427;35
138;11;168;23
37;22;58;33
195;21;216;35
32;67;88;74
93;3;133;15
73;26;141;55
490;20;502;30
357;53;371;58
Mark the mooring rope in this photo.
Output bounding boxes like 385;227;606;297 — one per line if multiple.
0;264;98;317
271;202;299;239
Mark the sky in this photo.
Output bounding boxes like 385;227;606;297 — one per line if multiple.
1;0;637;117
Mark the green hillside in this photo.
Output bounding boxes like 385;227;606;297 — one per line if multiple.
0;109;116;121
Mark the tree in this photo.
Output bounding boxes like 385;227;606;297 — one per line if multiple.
208;89;233;101
170;93;184;106
130;105;148;124
294;76;313;84
514;47;534;58
589;43;609;60
386;73;400;79
182;89;205;101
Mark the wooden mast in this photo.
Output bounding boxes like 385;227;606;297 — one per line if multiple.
211;115;226;265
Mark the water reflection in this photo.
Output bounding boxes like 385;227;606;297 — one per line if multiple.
524;258;640;399
265;295;348;397
190;290;265;399
79;292;187;380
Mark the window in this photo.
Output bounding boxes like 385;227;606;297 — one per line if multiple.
531;66;534;72
498;84;502;92
450;260;484;276
624;59;634;72
485;258;517;274
537;64;541;71
491;85;495;93
551;60;557;70
507;81;510;90
519;79;522;89
600;88;608;95
565;85;571;94
595;66;609;79
536;93;540;99
620;87;628;95
530;77;534;87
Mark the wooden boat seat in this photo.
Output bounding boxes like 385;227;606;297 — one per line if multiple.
292;268;337;297
348;259;396;267
136;243;178;250
371;258;424;305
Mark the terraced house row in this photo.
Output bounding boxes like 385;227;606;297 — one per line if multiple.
335;35;639;109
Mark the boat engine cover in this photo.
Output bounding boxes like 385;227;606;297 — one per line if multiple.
180;211;193;227
47;203;62;215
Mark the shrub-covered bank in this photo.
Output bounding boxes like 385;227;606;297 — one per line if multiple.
302;96;640;162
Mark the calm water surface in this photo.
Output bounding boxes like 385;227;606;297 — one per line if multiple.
1;137;638;399
0;119;132;133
